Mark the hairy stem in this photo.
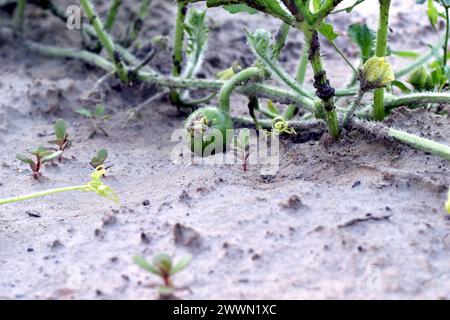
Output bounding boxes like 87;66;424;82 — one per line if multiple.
443;6;449;69
170;1;188;106
105;0;122;32
388;129;450;160
272;23;290;59
218;67;263;113
373;0;391;121
342;88;365;128
79;0;128;83
385;92;450;110
303;28;340;138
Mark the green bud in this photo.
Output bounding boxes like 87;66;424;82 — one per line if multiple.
185;107;233;157
408;66;430;90
361;57;395;89
153;253;173;273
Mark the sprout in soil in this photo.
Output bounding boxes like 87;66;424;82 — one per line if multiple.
76;104;110;139
0;165;119;206
16;146;62;179
90;148;110;170
233;128;251;172
49;119;71;162
134;253;192;298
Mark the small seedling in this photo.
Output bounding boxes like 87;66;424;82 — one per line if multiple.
90;149;110;169
233;128;250;172
16;146;62;179
76;104;110;139
49;119;71;161
134;253;192;297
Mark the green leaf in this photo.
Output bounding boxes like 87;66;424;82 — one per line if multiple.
427;0;439;26
32;146;52;158
391;80;412;93
348;22;376;63
76;108;93;117
91;149;108;166
153;252;172;273
267;100;280;115
54;119;67;140
94;104;106;117
41;151;63;163
16;154;34;165
170;255;192;275
133;256;161;275
223;4;258;15
319;21;338;42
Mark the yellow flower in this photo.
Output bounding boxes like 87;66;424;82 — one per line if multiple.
362;57;395;88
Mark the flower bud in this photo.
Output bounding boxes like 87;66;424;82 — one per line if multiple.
361;57;395;89
408;66;430;90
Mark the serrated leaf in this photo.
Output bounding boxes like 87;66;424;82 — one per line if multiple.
348;23;376;63
133;256;161;275
54;119;67;140
170;255;192;275
319;21;338;42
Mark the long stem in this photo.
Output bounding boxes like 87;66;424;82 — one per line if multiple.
342;88;365;128
105;0;122;32
296;45;309;85
218;67;263;113
303;28;340;138
0;186;86;206
123;0;153;47
170;1;188;106
443;6;449;69
272;23;290;59
12;0;26;32
388;129;450;160
373;0;391;121
385;92;450;110
79;0;128;83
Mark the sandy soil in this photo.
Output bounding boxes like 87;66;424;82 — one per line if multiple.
0;0;450;299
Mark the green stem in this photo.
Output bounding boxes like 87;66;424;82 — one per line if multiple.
170;1;188;106
218;67;263;113
79;0;128;83
12;0;26;32
373;0;391;121
443;6;449;69
105;0;122;32
388;129;450;160
0;185;87;206
272;23;290;59
123;0;153;47
296;45;309;85
329;40;358;75
342;88;365;128
302;28;340;139
385;92;450;110
283;104;298;120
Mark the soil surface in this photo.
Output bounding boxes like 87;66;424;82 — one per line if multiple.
0;0;450;299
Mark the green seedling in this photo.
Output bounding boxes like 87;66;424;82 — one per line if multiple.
134;253;192;297
49;119;71;162
16;146;62;179
0;166;119;206
90;149;111;170
233;128;250;172
76;104;110;139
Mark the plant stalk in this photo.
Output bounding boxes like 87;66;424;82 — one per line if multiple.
79;0;128;83
342;88;365;128
12;0;26;32
0;185;87;206
170;1;188;106
105;0;122;32
373;0;391;121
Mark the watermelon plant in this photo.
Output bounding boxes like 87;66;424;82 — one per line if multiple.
2;0;450;210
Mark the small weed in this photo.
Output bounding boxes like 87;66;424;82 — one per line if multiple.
48;119;71;162
134;253;192;298
233;128;250;172
76;104;110;139
16;146;62;179
90;149;110;169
